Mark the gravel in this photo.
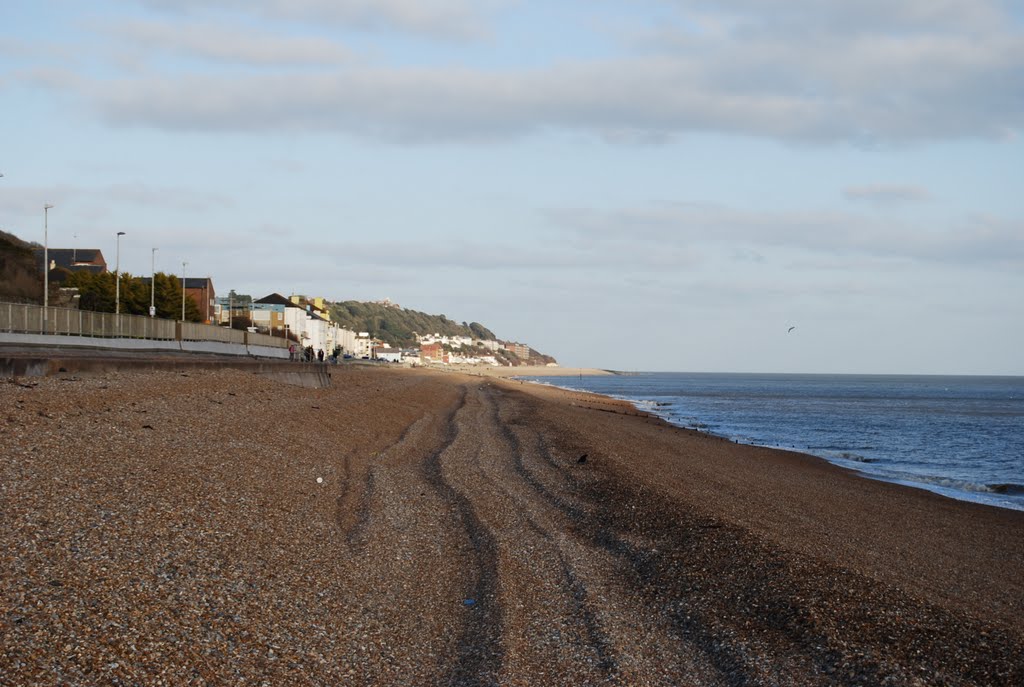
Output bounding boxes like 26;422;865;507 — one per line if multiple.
2;366;1022;685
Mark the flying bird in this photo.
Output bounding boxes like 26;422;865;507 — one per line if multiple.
787;326;796;333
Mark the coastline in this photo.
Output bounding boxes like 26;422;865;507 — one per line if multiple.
515;371;1024;513
495;372;1024;618
440;363;613;378
3;364;1022;684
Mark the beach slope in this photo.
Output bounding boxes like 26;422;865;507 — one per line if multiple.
2;366;1022;685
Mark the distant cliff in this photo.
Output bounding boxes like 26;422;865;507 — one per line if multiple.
326;300;556;365
327;300;494;348
0;230;43;302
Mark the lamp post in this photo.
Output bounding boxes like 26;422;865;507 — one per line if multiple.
181;261;187;321
150;248;158;317
43;204;53;329
115;231;126;315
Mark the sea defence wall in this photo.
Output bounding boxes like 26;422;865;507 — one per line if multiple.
0;302;289;359
0;353;332;388
1;303;326;386
0;331;288;360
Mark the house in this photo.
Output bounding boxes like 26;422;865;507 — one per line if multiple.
373;347;402;363
504;341;531;360
256;293;313;345
250;301;287;333
215;292;254;326
138;275;216;322
289;295;331;321
183;277;216;323
34;248;107;282
353;332;376;358
420;342;442;362
255;293;356;354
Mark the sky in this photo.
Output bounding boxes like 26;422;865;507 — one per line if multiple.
1;0;1022;375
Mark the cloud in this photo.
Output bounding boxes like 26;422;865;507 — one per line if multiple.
548;202;1024;267
100;183;234;212
0;183;232;224
102;20;352;66
131;0;501;39
843;184;931;204
67;26;1022;144
659;0;1012;36
15;1;1024;145
322;238;700;272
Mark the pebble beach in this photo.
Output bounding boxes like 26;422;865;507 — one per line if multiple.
3;365;1023;685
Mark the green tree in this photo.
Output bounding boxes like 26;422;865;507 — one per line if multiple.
64;270;115;312
63;270;201;321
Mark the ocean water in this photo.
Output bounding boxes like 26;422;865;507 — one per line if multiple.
519;372;1024;512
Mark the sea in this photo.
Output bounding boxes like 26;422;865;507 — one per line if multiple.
518;372;1024;512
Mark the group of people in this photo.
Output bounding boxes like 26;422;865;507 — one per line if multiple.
288;344;334;363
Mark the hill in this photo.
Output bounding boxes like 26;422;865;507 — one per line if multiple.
327;300;495;348
326;300;557;365
0;230;43;303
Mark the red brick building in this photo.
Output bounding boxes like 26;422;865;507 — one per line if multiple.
420;342;442;361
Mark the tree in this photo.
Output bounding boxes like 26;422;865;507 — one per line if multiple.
63;270;201;321
63;270;115;312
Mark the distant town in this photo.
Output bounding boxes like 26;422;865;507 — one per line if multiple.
1;233;556;369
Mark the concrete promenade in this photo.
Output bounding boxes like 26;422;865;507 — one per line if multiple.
0;347;331;388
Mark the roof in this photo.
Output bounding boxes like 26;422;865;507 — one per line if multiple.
182;277;213;290
256;293;305;308
35;248;107;272
138;276;213;289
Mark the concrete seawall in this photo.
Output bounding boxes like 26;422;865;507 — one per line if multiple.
0;331;289;359
1;355;332;388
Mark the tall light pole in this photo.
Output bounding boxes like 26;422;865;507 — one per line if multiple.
181;261;188;321
114;231;126;315
43;204;53;328
150;247;158;317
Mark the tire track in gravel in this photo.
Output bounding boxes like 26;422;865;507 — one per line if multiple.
340;415;430;549
469;386;622;682
508;417;773;684
525;393;861;684
481;390;620;669
484;385;822;684
490;384;1024;686
478;384;739;685
421;385;505;686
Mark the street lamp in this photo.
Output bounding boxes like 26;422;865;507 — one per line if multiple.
43;204;54;328
181;261;188;321
114;231;126;315
150;248;158;317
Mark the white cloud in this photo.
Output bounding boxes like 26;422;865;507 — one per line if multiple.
663;0;1011;35
131;0;503;39
16;0;1018;144
0;183;232;223
322;238;700;273
102;20;352;66
65;31;1021;143
548;202;1024;267
843;184;931;204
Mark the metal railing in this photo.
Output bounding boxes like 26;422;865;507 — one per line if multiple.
181;320;244;343
247;330;284;348
0;302;288;349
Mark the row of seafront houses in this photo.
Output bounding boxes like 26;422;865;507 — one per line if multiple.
36;247;534;367
228;295;533;367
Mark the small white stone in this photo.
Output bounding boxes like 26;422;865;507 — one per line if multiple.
316;477;324;484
